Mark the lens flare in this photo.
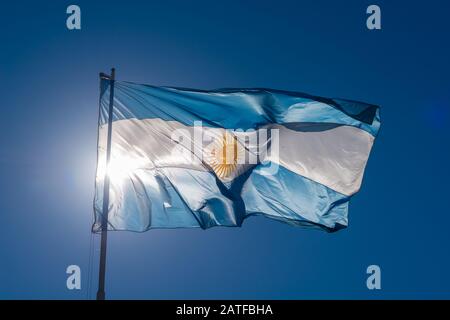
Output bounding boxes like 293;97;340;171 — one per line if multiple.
97;147;150;186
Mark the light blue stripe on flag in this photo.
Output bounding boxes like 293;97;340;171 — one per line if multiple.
100;81;380;136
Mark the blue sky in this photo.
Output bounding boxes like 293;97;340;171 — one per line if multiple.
0;0;449;299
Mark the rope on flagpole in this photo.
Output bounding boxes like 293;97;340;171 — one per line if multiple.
86;228;94;299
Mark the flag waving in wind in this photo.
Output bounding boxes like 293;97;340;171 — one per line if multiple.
93;78;380;233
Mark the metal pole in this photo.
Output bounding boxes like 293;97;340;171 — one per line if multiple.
96;68;115;300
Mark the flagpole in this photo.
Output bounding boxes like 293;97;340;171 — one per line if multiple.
96;68;115;300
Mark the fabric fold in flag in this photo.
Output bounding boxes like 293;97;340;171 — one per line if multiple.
93;80;380;232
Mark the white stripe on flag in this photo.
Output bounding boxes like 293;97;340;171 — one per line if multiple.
97;118;374;196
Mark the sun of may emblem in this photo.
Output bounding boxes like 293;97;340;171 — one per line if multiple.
206;131;243;179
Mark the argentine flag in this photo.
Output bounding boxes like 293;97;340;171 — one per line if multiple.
93;79;380;232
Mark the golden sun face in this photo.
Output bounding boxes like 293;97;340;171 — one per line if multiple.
207;131;240;179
